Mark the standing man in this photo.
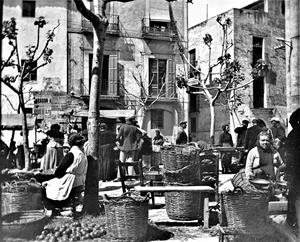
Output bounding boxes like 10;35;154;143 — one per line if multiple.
234;120;249;147
285;108;300;227
244;119;263;151
176;121;188;145
115;117;142;181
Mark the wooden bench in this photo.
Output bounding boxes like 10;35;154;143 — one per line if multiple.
135;185;215;228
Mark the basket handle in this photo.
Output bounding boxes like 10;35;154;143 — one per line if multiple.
29;178;38;184
232;186;245;194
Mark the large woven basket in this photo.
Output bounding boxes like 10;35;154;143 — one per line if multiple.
161;145;200;171
104;192;149;242
165;182;204;221
0;210;50;239
221;187;270;230
1;178;43;215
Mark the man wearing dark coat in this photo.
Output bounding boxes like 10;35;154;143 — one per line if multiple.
176;121;188;145
234;120;249;147
285;108;300;227
244;119;262;151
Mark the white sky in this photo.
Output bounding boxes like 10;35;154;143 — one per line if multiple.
188;0;258;27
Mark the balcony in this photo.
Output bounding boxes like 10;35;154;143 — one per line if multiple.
81;15;120;35
141;18;175;40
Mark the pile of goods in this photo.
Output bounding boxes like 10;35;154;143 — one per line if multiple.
35;221;106;241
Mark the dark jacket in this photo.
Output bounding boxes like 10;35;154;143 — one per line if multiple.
244;125;262;150
116;123;141;151
234;126;247;147
219;132;233;147
176;128;188;145
99;130;116;146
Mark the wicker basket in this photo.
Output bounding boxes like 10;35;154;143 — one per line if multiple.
1;178;43;215
0;210;50;239
161;145;200;171
221;187;270;230
165;182;204;221
104;192;150;242
164;163;201;185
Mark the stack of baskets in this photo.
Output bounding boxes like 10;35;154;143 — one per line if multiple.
220;187;270;231
104;192;150;242
161;145;203;221
1;178;47;239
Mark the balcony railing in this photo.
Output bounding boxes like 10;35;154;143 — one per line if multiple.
81;15;120;34
141;18;175;39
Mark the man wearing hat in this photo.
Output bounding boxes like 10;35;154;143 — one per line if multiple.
234;119;249;147
244;118;263;151
176;121;188;145
115;116;142;181
270;117;285;141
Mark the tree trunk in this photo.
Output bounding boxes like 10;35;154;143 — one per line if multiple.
82;1;107;216
136;107;145;128
20;98;31;171
209;102;215;145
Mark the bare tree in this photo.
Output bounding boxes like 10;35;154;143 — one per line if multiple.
119;65;176;127
176;16;256;145
1;17;58;170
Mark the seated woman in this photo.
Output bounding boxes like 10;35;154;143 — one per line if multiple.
232;131;283;191
42;133;88;216
245;131;283;181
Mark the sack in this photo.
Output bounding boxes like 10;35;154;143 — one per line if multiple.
44;173;75;201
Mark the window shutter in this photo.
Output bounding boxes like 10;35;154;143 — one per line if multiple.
167;59;175;98
108;55;118;95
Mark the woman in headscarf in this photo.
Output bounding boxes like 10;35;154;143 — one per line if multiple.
42;133;88;216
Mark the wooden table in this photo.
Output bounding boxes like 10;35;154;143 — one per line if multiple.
135;185;215;228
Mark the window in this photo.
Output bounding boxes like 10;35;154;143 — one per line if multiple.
151;109;164;129
25;107;33;114
252;37;264;108
189;49;196;78
149;59;166;96
89;54;118;95
22;1;35;17
21;59;37;81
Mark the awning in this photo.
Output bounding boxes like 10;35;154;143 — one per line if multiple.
74;109;136;119
1;114;37;130
150;8;170;21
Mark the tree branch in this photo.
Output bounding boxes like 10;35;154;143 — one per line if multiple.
74;0;100;24
1;45;17;72
36;21;60;62
0;77;20;94
1;93;18;111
